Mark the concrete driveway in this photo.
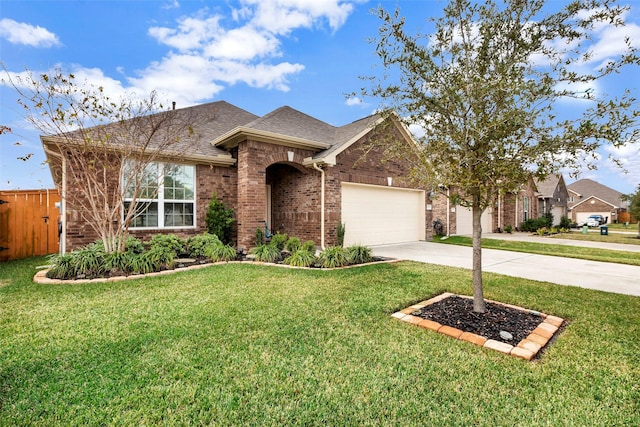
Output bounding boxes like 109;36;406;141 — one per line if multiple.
371;241;640;297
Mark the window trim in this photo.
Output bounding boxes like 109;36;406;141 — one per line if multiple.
123;161;197;230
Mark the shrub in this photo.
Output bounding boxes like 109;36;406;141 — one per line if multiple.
542;212;554;228
187;233;222;258
205;192;235;245
520;218;548;232
206;244;237;262
149;234;186;257
283;250;316;267
255;227;265;247
317;246;348;268
345;245;373;265
47;253;75;280
71;243;107;277
301;240;316;253
143;245;176;270
269;232;288;251
337;223;346;247
285;237;301;253
559;215;572;229
250;244;282;263
504;224;513;234
536;227;548;236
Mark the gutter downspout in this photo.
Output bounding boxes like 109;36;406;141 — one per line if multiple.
446;187;450;236
312;162;326;249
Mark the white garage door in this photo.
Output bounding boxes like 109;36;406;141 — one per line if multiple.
455;205;493;235
576;211;610;224
341;183;425;246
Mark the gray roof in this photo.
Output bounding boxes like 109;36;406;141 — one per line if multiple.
567;178;625;208
534;174;563;198
42;100;388;166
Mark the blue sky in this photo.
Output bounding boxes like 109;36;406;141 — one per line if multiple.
1;0;639;194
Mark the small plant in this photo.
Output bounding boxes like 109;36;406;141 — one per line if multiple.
559;215;572;229
301;240;316;253
536;227;548;236
46;253;75;279
337;223;346;247
285;237;301;253
187;233;222;258
143;245;177;270
504;224;513;234
149;234;186;257
250;244;282;263
206;244;237;262
345;245;373;265
205;192;235;245
269;232;288;251
255;227;265;247
283;250;316;267
317;246;348;268
71;243;107;277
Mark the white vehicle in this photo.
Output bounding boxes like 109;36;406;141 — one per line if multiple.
579;215;605;227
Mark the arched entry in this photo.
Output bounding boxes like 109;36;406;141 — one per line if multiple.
265;162;319;242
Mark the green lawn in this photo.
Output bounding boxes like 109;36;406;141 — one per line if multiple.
1;257;639;426
435;236;640;266
552;230;640;245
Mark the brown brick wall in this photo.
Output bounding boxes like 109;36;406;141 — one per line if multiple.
570;198;617;223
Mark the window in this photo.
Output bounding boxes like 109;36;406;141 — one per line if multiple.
523;196;529;221
123;161;195;229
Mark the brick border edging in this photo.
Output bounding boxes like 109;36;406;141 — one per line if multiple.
33;259;403;285
391;292;564;361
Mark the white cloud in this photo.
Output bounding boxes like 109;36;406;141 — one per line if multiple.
345;96;362;106
603;143;640;190
0;18;61;47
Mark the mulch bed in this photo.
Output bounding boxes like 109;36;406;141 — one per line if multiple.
410;295;544;344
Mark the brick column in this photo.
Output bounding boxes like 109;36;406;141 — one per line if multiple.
236;141;267;250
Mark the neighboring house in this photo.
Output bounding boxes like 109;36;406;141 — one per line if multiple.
567;179;628;224
430;177;538;235
43;101;433;252
534;174;569;224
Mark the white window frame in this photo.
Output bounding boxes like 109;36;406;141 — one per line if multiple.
123;161;196;230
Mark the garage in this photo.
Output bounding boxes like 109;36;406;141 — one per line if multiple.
341;183;425;246
455;205;493;235
576;211;611;225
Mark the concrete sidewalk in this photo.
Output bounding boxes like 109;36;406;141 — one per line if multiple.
483;231;640;253
371;241;640;297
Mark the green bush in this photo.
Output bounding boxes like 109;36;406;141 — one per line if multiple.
285;237;301;253
46;253;75;280
317;246;348;268
206;244;237;262
205;192;235;245
559;215;572;229
255;227;265;247
250;244;282;263
345;245;373;265
149;234;186;257
504;224;513;234
71;243;107;277
187;233;222;258
269;232;288;251
283;250;316;267
143;245;176;270
520;218;548;232
301;240;316;253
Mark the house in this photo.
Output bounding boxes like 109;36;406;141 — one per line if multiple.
567;178;628;224
534;174;569;224
42;101;433;252
430;177;539;235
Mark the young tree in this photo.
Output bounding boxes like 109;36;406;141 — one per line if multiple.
5;70;201;253
362;0;639;312
622;185;640;238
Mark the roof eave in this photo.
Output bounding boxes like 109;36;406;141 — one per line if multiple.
213;127;331;151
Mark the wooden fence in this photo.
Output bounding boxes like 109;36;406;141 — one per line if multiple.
0;189;61;262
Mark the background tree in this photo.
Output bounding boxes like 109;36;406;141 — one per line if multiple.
5;69;202;253
622;185;640;238
362;0;639;312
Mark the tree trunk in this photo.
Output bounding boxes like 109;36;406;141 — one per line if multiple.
472;203;486;313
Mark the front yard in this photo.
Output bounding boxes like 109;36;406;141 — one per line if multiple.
1;257;639;426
